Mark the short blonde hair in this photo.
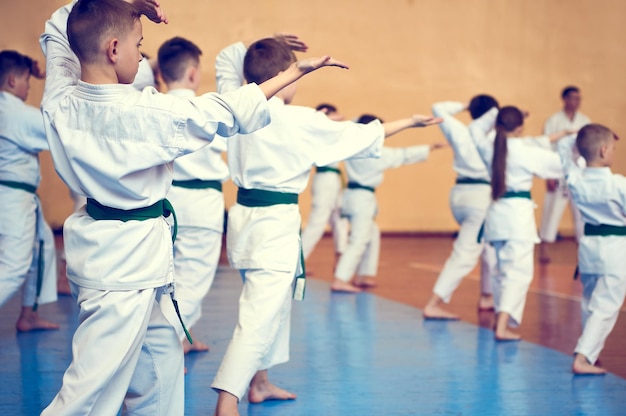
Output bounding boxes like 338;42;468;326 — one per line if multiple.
576;124;616;162
68;0;140;64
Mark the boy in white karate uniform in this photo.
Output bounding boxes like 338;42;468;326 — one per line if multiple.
39;1;341;414
332;114;445;293
423;96;499;319
470;106;572;341
212;35;441;415
0;50;59;332
556;124;626;375
301;103;349;268
539;86;591;262
160;36;228;353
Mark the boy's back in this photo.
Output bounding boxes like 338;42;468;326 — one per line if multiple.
216;41;384;272
558;135;626;274
40;4;270;289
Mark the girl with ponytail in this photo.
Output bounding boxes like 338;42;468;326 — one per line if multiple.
470;106;574;341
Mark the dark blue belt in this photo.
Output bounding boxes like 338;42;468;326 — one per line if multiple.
316;166;341;175
456;177;490;185
584;223;626;236
172;179;222;192
236;188;298;207
347;182;375;193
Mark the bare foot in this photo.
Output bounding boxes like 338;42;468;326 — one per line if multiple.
353;276;378;288
248;375;296;404
16;308;60;332
183;336;210;354
495;328;521;342
572;353;607;375
423;304;460;321
494;312;521;341
330;279;362;293
478;294;495;311
215;390;240;416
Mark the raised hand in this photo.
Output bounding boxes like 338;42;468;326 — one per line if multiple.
274;33;308;52
30;60;45;79
410;115;443;127
295;56;349;75
131;0;168;24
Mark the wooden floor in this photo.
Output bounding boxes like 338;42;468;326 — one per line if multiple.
305;234;626;379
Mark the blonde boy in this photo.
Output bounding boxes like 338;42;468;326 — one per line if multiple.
39;0;346;413
557;124;626;375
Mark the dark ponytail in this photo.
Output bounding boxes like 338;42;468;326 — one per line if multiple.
491;106;524;200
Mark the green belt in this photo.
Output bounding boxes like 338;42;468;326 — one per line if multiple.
347;182;375;193
316;166;341;175
172;179;222;192
236;188;306;300
1;180;44;311
0;180;37;194
85;198;192;343
502;190;531;199
456;177;490;185
584;223;626;236
237;188;298;207
573;223;625;281
86;198;178;242
477;191;532;242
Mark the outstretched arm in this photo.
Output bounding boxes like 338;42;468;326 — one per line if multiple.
257;56;348;100
548;129;578;143
382;115;443;138
216;34;348;100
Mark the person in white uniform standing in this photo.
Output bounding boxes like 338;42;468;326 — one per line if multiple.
539;86;591;262
332;114;445;293
556;124;626;375
0;50;59;332
470;106;573;341
39;1;339;414
423;96;499;319
212;35;441;416
159;36;229;354
301;103;349;270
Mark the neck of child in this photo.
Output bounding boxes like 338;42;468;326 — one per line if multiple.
165;80;195;91
80;63;121;85
585;159;608;168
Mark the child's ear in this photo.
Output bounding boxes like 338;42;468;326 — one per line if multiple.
6;73;16;88
599;144;609;159
188;66;197;83
106;39;119;63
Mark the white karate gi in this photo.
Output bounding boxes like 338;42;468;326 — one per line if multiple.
40;5;270;414
301;162;348;259
334;145;430;283
429;102;495;303
166;88;229;332
0;92;57;309
212;42;384;400
557;136;626;364
540;110;590;242
67;58;156;214
470;108;563;327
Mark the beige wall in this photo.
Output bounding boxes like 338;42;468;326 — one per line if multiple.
2;0;625;232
